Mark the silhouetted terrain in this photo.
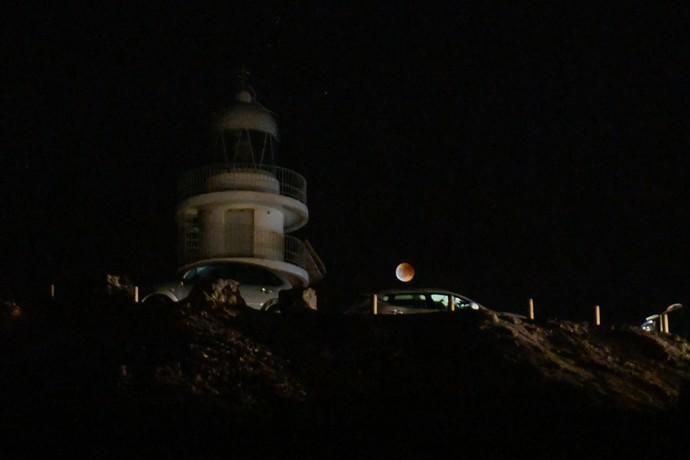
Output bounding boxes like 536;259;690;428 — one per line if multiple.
1;289;689;459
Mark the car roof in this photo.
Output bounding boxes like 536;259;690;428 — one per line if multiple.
179;260;278;273
177;260;290;283
185;260;265;268
377;288;469;297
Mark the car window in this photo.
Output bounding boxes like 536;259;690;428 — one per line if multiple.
453;296;472;309
194;264;284;287
195;266;217;281
383;293;432;309
236;264;284;286
430;294;449;309
181;268;198;282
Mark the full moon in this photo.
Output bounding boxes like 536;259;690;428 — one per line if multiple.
395;262;415;283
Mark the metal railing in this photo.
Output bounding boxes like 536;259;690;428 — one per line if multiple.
284;235;307;269
179;226;307;269
178;163;307;204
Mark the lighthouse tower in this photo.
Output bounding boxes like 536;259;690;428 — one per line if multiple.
176;77;311;287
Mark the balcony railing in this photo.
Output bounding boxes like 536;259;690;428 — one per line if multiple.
179;226;307;269
178;163;307;204
284;236;307;269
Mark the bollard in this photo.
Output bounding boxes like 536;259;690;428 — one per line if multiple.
50;284;55;300
133;286;139;303
661;304;681;334
372;293;378;315
594;305;601;326
528;298;535;320
663;313;670;334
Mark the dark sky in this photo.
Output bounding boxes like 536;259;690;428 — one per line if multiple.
3;3;689;321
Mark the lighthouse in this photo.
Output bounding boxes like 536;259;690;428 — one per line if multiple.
176;75;316;289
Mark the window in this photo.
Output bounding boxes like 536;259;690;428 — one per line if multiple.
430;294;450;309
382;293;438;310
384;294;425;306
233;264;284;286
192;263;284;287
453;296;473;309
181;268;199;282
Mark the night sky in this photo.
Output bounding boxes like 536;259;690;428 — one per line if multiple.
3;3;689;322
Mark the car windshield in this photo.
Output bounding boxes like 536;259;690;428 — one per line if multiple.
183;264;284;287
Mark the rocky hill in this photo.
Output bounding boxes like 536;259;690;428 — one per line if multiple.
1;288;689;459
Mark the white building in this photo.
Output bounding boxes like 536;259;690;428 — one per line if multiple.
176;79;322;288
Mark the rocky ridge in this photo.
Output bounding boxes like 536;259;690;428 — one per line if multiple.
1;282;689;458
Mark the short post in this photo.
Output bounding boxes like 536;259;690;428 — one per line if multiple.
50;284;55;300
662;304;682;333
372;293;378;315
528;298;535;320
594;305;601;326
663;313;670;334
133;286;139;304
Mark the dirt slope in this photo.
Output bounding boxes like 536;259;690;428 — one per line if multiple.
1;294;689;458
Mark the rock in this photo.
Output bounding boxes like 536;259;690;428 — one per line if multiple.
1;300;22;320
302;288;318;310
105;273;134;298
276;287;318;314
2;288;690;458
185;278;248;317
202;278;246;307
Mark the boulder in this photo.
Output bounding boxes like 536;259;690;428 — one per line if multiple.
276;287;318;314
105;273;134;298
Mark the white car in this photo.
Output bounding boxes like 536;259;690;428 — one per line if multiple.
641;303;689;338
641;314;661;332
347;288;484;315
141;262;292;310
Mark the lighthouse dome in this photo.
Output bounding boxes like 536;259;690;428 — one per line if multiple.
216;90;279;139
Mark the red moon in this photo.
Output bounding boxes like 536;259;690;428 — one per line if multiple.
395;262;415;282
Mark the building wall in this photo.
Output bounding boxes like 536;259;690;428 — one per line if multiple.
185;203;285;262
